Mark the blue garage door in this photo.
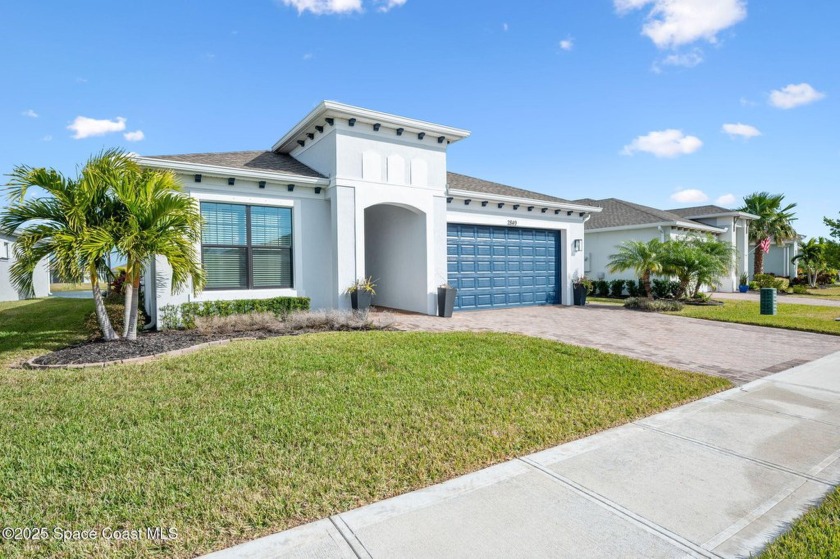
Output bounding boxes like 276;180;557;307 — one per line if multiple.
447;224;560;310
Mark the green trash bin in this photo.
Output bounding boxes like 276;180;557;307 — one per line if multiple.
760;288;777;316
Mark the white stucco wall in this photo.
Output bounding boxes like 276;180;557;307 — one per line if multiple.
748;241;799;278
0;236;50;302
147;174;332;326
584;227;662;283
364;204;427;313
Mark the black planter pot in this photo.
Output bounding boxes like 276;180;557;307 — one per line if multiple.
351;290;372;310
437;287;457;318
573;284;588;306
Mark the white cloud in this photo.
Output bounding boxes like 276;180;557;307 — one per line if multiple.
376;0;406;12
67;116;127;139
22;109;38;118
42;135;53;142
716;193;737;205
739;96;757;107
123;130;145;142
769;83;826;109
722;123;761;139
278;0;362;14
559;37;574;51
622;129;703;158
615;0;747;49
660;49;703;68
671;189;709;203
302;52;314;60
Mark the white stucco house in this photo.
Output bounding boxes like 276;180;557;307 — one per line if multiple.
573;199;757;292
0;234;51;302
137;102;601;326
747;238;800;279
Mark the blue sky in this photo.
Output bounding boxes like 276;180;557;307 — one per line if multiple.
1;0;837;238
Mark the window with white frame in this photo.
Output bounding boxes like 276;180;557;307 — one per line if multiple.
200;202;293;290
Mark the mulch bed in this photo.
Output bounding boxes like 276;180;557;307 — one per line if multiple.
32;330;270;366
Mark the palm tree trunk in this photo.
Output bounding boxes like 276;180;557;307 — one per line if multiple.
753;247;765;276
122;281;133;338
126;273;141;341
643;271;652;299
90;266;118;341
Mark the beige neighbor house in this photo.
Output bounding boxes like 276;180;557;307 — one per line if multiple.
574;200;758;293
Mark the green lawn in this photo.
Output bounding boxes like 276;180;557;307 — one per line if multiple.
0;298;93;367
791;285;840;302
0;330;729;558
760;485;840;557
50;282;107;293
671;300;840;336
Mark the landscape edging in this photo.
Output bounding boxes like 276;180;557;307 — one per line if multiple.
24;336;258;370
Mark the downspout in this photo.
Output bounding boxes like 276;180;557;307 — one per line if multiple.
658;225;665;242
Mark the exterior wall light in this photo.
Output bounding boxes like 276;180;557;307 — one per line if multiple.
348;118;356;127
227;178;235;186
287;184;295;192
373;123;381;131
573;239;583;252
258;181;266;189
194;174;202;183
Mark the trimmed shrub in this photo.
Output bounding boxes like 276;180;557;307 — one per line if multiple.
792;285;808;294
608;280;626;298
192;309;388;335
624;297;684;312
651;278;679;299
625;279;642;298
595;280;610;297
164;296;311;329
749;281;759;291
754;274;788;290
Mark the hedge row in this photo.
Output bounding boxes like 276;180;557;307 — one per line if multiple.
160;296;311;329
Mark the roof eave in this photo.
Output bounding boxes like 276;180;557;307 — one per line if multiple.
587;221;726;234
137;157;329;186
681;211;759;220
447;188;602;213
272;101;471;153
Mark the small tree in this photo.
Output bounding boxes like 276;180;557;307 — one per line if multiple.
661;237;733;299
1;152;124;340
608;239;664;299
792;238;826;288
97;160;205;340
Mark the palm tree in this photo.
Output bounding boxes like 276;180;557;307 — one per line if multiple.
738;192;797;276
93;160;205;340
608;239;665;299
651;236;734;299
1;152;124;340
792;238;825;288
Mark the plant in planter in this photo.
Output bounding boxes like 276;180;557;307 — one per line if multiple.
739;273;750;293
346;277;376;310
573;277;593;306
437;282;457;318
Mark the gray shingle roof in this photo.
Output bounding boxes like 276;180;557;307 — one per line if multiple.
573;198;717;231
667;205;736;218
447;172;569;203
144;150;325;179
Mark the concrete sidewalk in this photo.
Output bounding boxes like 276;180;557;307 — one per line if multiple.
713;291;840;308
202;351;840;559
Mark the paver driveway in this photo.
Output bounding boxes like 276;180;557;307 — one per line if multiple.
394;304;840;384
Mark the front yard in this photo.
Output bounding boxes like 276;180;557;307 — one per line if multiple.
0;300;730;558
672;300;840;336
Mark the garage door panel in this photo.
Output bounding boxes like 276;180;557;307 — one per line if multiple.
448;223;560;311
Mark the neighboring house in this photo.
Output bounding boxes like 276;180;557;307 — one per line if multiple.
138;101;601;326
0;234;51;302
573;199;756;293
747;237;800;279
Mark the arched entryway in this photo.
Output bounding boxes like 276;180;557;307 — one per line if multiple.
364;204;428;313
